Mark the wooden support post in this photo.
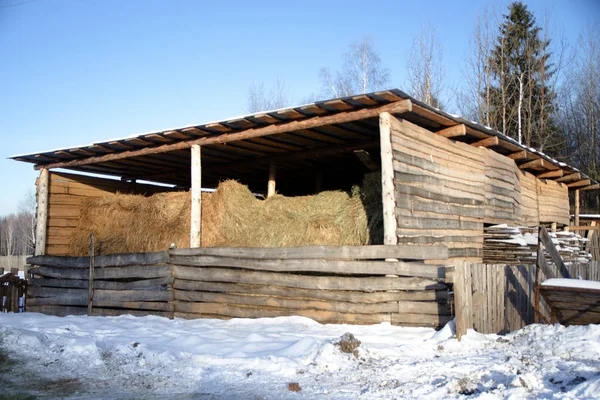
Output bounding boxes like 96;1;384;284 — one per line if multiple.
315;172;323;193
34;168;49;256
551;222;557;233
267;163;276;198
454;261;473;340
379;112;398;246
88;232;95;316
575;189;580;227
190;145;202;248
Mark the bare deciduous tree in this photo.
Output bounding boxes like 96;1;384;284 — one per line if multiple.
246;78;290;113
320;36;390;98
407;24;446;109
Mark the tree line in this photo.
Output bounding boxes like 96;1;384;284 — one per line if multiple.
247;2;599;211
0;191;35;257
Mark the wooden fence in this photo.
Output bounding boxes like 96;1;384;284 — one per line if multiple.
26;244;452;327
27;252;174;317
455;226;600;337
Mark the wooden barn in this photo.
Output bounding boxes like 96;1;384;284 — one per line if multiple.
12;89;598;327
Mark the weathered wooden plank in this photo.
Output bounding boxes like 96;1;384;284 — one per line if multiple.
29;265;172;280
169;256;445;279
435;124;466;138
169;245;448;261
172;266;447;291
538;227;569;278
380;112;399;245
174;291;450;315
29;286;172;302
454;261;473;340
28;276;173;290
390;313;453;327
27;252;169;268
395;182;484;206
172;279;449;303
35;168;49;256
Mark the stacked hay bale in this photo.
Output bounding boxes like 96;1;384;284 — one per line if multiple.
69;180;369;255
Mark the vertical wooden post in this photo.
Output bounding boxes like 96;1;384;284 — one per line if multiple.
190;145;202;248
551;222;557;233
267;163;276;198
574;189;580;227
315;172;323;193
379;112;398;246
35;168;49;256
88;232;95;316
454;261;473;340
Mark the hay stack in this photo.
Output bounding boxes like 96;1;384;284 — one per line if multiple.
69;180;370;255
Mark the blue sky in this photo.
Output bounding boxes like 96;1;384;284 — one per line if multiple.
1;0;598;214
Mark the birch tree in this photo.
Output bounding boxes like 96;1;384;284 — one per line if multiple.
246;79;290;113
406;24;446;109
320;36;390;98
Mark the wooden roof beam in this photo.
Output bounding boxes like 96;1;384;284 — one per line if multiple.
580;183;600;191
536;169;564;179
33;100;412;171
567;179;592;188
518;158;558;171
556;172;581;183
507;150;528;160
435;124;466;138
471;136;499;147
354;150;379;171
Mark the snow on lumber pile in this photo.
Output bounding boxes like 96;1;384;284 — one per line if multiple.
26;252;174;318
68;180;369;255
483;225;592;266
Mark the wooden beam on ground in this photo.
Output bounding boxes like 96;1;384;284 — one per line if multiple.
536;169;564;179
380;112;399;246
267;163;276;198
33;100;413;171
567;179;591;189
190;145;202;248
435;124;466;138
557;172;581;183
35;168;49;256
507;150;528;160
575;190;580;226
353;150;379;171
470;136;499;147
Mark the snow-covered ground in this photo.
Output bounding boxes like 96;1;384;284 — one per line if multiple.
0;313;599;399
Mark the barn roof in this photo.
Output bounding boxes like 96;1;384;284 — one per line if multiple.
11;89;597;190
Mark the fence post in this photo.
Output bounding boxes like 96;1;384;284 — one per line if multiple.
88;232;95;316
454;261;473;340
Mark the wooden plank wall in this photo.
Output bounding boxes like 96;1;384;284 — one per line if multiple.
390;117;486;261
483;148;521;225
25;245;453;327
518;171;540;226
45;172;174;256
537;179;570;226
170;245;452;328
27;252;174;317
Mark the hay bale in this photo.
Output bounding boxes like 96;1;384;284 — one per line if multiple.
69;180;370;255
361;172;383;245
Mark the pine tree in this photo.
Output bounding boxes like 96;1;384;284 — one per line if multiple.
486;2;557;151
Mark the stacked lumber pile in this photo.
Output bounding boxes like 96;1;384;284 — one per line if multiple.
483;225;592;265
171;245;452;328
537;180;570;226
26;252;173;317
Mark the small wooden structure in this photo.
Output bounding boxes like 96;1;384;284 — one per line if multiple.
11;89;600;325
539;282;600;326
1;271;27;313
